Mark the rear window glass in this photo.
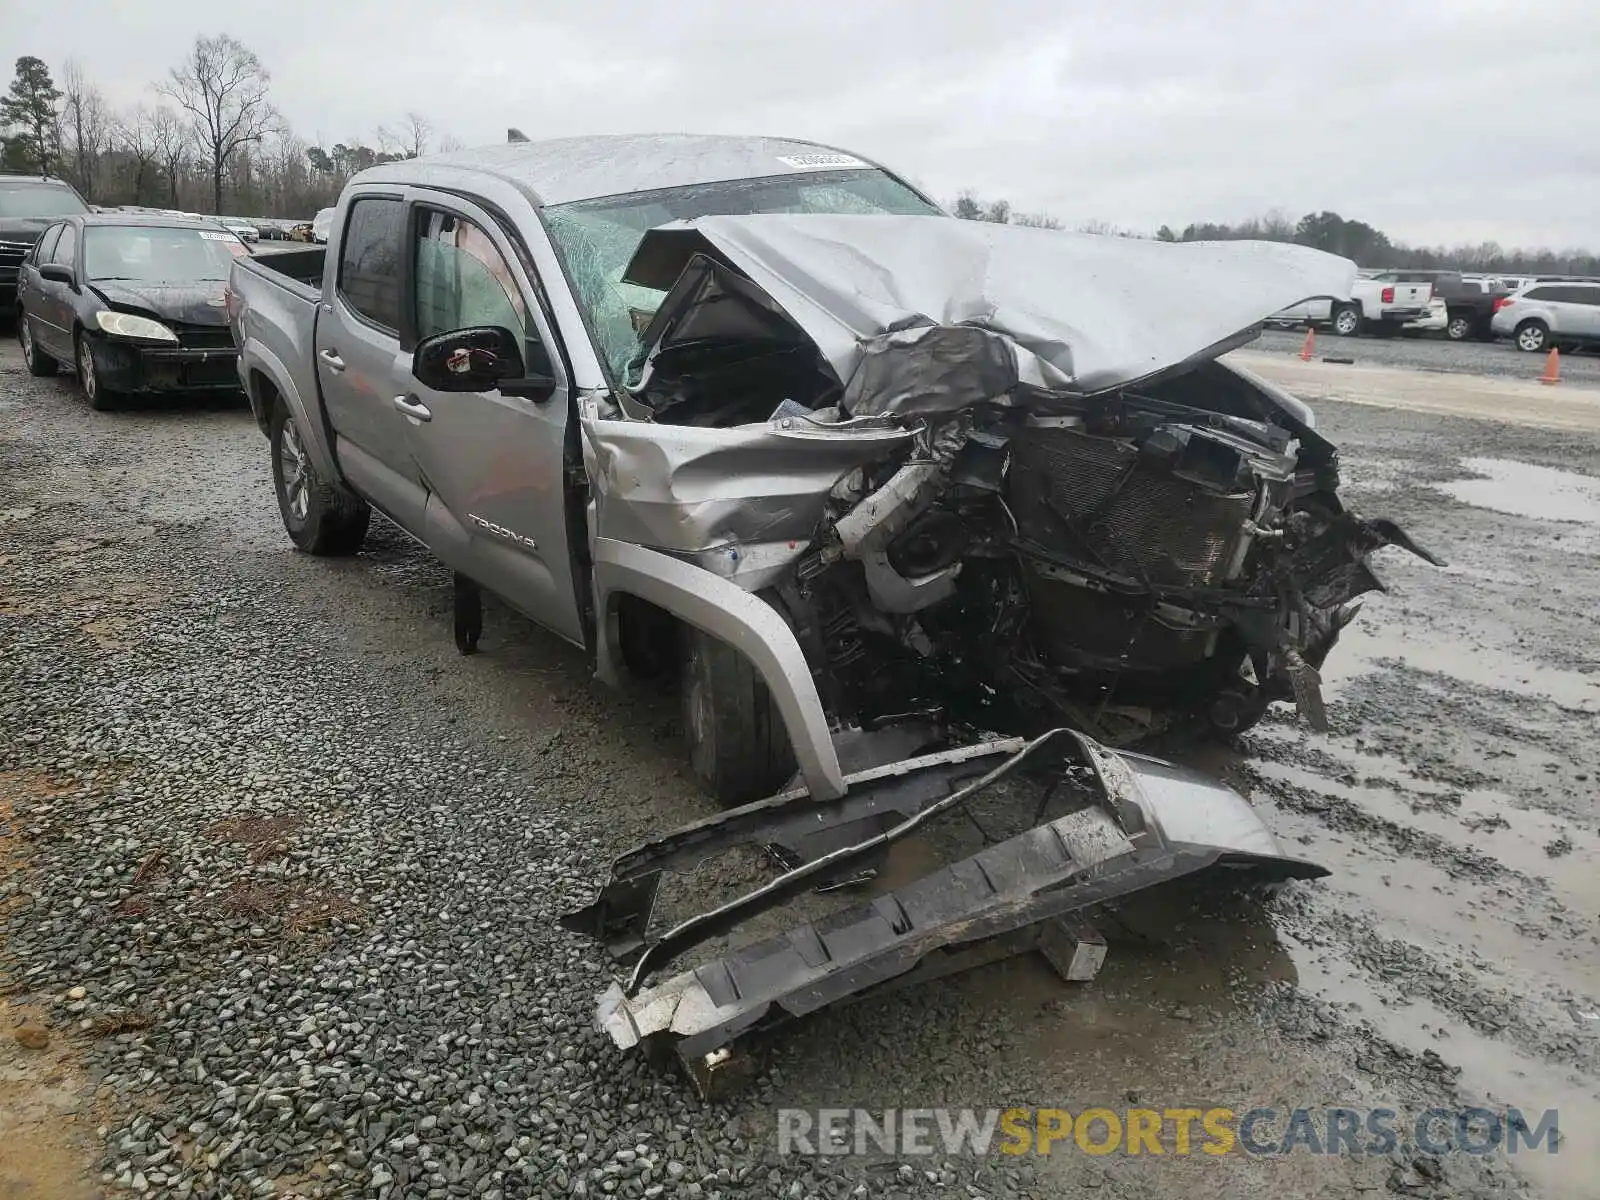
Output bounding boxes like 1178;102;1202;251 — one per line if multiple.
0;183;87;219
337;197;405;331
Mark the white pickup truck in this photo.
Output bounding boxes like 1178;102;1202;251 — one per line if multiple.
1267;276;1433;337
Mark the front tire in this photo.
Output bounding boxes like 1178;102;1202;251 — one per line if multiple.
1332;305;1361;337
76;331;117;410
681;626;796;806
269;402;370;555
19;316;58;376
1514;320;1549;353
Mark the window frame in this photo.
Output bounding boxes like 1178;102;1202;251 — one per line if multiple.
334;193;407;335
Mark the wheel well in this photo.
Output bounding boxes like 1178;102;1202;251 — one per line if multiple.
615;593;684;683
248;368;281;435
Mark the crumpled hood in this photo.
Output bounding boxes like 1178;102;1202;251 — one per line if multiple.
624;214;1356;412
90;280;229;325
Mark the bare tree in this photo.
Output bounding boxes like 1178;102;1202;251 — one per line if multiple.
150;105;188;208
59;60;112;198
437;133;466;153
1013;212;1063;230
379;111;431;159
116;106;160;205
158;34;277;213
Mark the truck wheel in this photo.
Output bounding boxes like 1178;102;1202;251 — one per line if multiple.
269;403;370;555
1331;305;1360;337
19;317;58;376
1446;312;1473;341
76;331;119;411
1514;321;1548;353
681;625;796;806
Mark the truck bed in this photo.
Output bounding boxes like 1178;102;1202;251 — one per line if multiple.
243;246;325;297
230;247;327;441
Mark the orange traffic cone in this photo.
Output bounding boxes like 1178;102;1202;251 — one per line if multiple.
1299;328;1316;362
1539;348;1560;386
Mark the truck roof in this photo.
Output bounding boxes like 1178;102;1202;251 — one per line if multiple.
350;133;894;207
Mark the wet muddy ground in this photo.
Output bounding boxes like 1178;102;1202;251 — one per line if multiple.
0;335;1596;1198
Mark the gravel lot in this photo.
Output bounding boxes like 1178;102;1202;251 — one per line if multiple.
1253;327;1600;386
2;335;1596;1199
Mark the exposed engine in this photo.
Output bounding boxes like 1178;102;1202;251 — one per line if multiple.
768;364;1434;745
599;220;1440;752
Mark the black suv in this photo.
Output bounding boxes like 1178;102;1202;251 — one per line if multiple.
0;175;90;316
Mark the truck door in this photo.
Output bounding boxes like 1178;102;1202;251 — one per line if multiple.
394;192;583;647
312;193;427;532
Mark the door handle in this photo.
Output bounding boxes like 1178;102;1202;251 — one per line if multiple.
318;348;345;372
393;394;432;422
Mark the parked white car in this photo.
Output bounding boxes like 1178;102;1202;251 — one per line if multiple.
221;219;259;243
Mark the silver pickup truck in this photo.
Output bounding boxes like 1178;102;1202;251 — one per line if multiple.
229;134;1435;1079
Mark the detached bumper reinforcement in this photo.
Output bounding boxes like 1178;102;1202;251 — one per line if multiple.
565;727;1326;1079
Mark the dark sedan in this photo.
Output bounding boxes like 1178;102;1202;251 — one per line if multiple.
16;214;249;409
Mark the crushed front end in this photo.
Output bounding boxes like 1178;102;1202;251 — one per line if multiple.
569;216;1436;1080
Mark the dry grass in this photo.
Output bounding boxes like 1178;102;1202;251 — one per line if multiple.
282;891;362;935
82;1012;153;1038
208;814;302;863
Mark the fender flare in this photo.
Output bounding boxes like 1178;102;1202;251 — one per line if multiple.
242;337;341;484
591;537;846;801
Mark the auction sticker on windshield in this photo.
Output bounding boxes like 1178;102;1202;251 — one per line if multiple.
776;152;867;170
198;230;242;242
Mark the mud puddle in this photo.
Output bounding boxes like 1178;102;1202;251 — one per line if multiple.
1438;457;1600;525
1287;936;1596;1198
1326;620;1600;713
0;779;100;1200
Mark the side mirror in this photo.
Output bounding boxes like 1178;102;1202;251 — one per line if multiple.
412;326;556;401
38;263;74;287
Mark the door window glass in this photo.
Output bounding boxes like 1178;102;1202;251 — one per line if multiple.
413;208;527;339
337;197;405;331
51;224;77;269
32;224;62;264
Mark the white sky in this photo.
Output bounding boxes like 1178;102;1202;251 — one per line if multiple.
10;0;1600;250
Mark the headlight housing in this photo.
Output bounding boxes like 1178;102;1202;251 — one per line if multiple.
94;311;178;343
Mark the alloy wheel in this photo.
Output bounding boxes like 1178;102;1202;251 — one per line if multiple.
78;337;97;403
278;418;311;522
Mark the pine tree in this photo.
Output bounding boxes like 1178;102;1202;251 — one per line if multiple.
0;56;62;175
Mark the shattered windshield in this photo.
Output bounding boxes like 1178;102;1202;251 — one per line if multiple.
543;169;940;382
